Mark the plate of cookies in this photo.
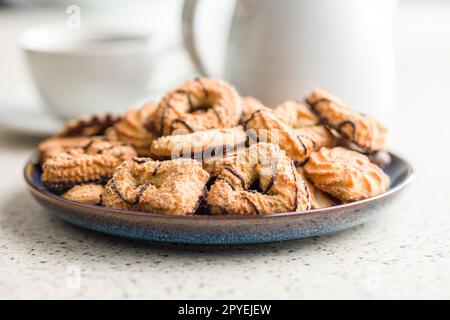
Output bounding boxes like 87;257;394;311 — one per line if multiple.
24;78;413;245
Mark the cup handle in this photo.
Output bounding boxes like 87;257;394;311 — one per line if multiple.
182;0;210;76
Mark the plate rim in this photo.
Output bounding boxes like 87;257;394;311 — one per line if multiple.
24;151;414;221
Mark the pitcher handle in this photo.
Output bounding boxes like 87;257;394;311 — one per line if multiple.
182;0;210;76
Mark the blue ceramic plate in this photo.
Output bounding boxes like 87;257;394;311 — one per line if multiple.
24;152;413;245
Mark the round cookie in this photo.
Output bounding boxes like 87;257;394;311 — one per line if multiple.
306;88;387;152
102;158;210;215
205;143;312;215
304;147;390;202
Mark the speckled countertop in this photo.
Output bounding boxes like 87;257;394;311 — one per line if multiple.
0;3;449;299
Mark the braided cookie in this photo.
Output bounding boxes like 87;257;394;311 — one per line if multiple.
57;113;121;137
275;100;319;128
102;158;210;215
304;147;390;202
149;78;242;136
106;102;158;156
306;88;387;152
150;126;247;160
240;96;272;124
41;140;136;193
205;143;311;215
62;184;104;205
244;110;336;164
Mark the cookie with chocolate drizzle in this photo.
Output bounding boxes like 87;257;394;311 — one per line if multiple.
149;78;242;136
205;143;311;215
41;139;136;193
306;88;387;152
102;158;210;215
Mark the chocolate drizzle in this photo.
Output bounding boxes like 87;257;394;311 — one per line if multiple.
303;181;312;210
159;105;171;136
223;167;246;190
242;109;265;130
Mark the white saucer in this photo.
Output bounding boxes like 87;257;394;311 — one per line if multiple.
0;106;63;138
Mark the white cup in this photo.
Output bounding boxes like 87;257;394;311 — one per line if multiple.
19;25;163;119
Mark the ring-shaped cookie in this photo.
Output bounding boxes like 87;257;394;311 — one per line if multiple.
205;143;311;215
149;78;242;136
102;158;210;215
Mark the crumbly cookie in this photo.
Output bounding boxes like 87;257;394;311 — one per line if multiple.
102;158;210;215
205;143;311;215
296;167;336;209
275;100;319;128
57;113;121;137
150;126;247;160
149;78;242;136
41;140;136;193
106;102;158;156
62;184;104;205
245;110;336;164
306;88;387;152
304;147;390;202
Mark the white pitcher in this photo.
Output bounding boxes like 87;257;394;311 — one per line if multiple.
183;0;397;121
